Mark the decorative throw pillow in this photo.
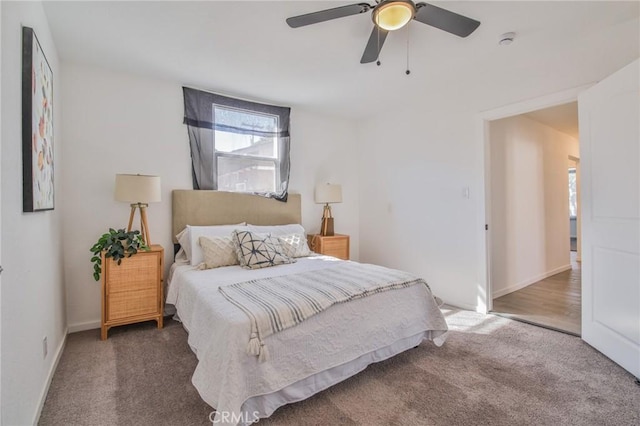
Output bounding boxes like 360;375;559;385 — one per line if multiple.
232;230;294;270
278;233;312;258
186;223;247;266
198;236;239;269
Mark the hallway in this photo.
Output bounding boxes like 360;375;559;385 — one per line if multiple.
492;253;581;335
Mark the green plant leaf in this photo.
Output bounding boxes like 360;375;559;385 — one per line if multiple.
90;228;149;281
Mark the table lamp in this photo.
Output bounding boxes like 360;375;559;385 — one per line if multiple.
114;174;161;245
314;183;342;236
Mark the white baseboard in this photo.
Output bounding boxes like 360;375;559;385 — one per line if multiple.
32;328;68;426
442;300;478;312
492;264;572;298
67;320;100;333
68;305;173;333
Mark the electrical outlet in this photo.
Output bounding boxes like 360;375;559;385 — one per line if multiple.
42;336;48;359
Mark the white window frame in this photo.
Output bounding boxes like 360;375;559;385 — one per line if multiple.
212;104;281;193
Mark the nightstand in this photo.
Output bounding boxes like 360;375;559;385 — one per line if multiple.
101;244;164;340
307;234;350;260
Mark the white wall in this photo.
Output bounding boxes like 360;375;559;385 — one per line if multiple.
1;2;66;424
356;18;637;311
489;115;579;298
358;104;481;309
61;62;360;331
289;108;360;253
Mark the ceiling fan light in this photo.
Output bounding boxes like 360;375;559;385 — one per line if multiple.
373;1;415;31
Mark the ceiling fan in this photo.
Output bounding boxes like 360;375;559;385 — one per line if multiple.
286;0;480;64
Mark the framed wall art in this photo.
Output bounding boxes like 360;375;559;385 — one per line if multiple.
22;26;54;212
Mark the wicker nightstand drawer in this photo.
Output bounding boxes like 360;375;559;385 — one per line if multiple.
105;254;158;294
107;288;158;321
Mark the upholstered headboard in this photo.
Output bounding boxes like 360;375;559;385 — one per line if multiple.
172;190;302;243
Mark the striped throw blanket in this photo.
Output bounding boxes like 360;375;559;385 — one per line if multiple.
218;262;431;362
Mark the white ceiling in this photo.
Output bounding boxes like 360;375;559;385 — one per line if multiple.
524;101;579;139
42;1;639;119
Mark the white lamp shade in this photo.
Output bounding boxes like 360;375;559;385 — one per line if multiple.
315;183;342;204
114;174;161;203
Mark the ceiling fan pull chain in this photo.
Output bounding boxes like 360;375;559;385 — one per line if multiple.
406;23;411;75
377;26;382;66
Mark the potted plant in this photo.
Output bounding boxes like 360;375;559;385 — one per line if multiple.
90;228;149;281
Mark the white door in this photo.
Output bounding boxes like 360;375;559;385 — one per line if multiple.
579;59;639;379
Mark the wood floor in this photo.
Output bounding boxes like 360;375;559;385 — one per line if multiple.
492;253;581;336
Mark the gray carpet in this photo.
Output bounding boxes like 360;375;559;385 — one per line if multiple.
39;307;640;425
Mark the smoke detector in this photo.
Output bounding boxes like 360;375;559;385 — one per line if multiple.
499;32;516;46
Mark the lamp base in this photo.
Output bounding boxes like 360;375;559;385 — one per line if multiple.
320;217;334;236
127;203;151;245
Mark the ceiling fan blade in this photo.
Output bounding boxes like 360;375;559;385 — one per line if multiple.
414;2;480;37
286;3;372;28
361;26;388;64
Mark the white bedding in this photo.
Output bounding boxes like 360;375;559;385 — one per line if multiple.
167;256;448;425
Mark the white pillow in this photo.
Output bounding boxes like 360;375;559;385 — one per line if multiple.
247;224;306;237
181;224;247;266
278;233;313;258
198;236;238;269
176;228;191;259
174;247;190;265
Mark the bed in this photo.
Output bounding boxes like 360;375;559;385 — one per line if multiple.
166;190;448;425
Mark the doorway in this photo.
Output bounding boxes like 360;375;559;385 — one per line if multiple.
477;62;639;379
486;101;582;336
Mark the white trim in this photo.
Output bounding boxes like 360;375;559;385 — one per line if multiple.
492;264;573;299
474;114;491;313
478;84;594;121
67;320;100;333
32;329;68;426
475;83;594;314
444;300;478;312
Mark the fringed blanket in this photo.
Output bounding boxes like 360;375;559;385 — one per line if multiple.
218;262;434;362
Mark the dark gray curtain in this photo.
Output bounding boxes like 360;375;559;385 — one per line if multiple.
182;87;291;201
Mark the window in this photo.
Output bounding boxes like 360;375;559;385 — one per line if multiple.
568;168;577;217
183;87;291;201
214;105;279;193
